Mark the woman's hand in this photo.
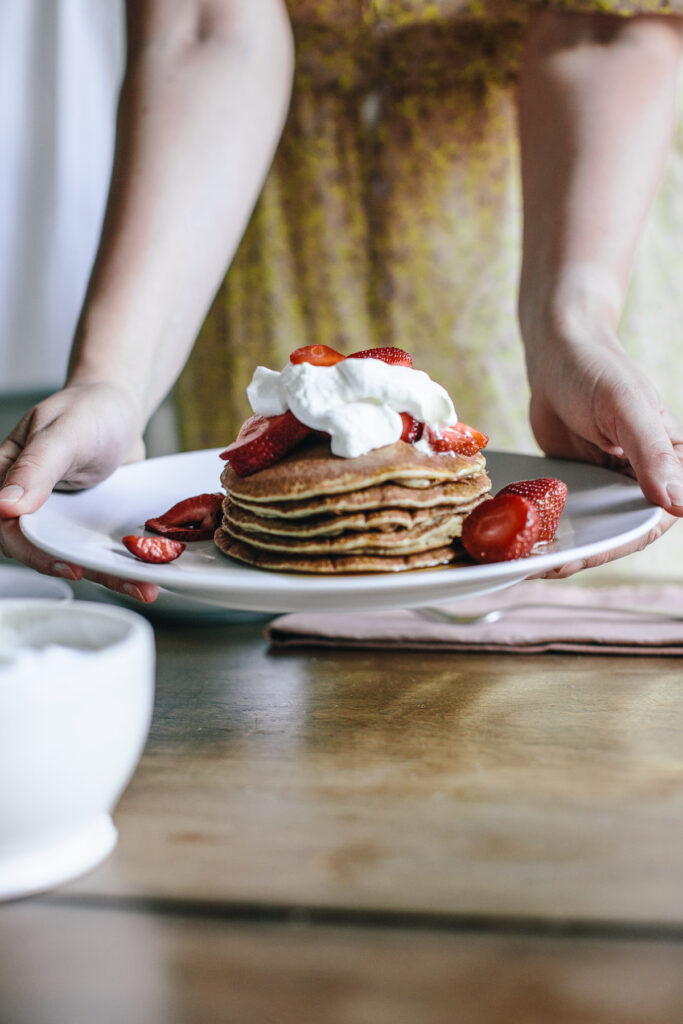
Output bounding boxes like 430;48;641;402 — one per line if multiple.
524;320;683;577
0;383;159;601
0;1;294;601
518;10;683;577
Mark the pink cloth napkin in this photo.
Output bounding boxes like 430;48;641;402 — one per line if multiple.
265;580;683;655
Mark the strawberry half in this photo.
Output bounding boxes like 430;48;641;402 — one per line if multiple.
425;422;488;456
348;346;412;367
219;411;311;476
145;492;223;541
399;413;423;443
122;535;185;563
497;478;568;543
289;344;345;366
461;494;539;563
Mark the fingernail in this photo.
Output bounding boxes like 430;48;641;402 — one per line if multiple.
122;582;145;601
561;560;585;577
0;484;25;504
51;562;79;580
665;482;683;508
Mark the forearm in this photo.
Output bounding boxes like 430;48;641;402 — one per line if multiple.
518;10;682;357
67;0;293;422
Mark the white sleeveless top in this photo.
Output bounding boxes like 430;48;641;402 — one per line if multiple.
0;0;124;392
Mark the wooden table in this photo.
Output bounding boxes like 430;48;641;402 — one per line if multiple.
2;615;683;1022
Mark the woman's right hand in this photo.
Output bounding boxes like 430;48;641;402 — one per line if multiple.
0;382;158;602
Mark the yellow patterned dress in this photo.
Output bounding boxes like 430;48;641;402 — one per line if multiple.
176;0;683;580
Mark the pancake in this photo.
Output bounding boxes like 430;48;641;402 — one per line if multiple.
221;512;467;555
224;498;483;539
225;500;443;537
228;475;490;519
215;527;470;574
221;440;486;503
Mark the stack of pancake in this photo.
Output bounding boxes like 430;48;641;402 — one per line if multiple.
215;440;491;574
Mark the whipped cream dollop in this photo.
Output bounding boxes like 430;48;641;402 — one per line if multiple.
247;359;457;458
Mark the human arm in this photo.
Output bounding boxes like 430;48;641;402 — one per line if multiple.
518;9;683;573
0;0;293;596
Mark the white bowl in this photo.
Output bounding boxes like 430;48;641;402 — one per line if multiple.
0;564;73;602
0;600;155;900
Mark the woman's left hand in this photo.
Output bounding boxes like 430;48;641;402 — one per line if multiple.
525;324;683;578
518;10;683;579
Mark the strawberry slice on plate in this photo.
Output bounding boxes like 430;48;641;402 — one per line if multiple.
425;422;488;456
289;344;345;366
497;478;568;543
348;346;412;367
145;492;223;541
220;411;312;476
461;493;539;563
122;535;185;563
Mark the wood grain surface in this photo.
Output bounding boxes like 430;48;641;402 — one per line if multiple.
2;900;682;1024
61;619;683;925
7;615;683;1023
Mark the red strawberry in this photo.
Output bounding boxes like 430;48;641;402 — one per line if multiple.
461;494;539;563
497;478;568;543
122;535;185;563
348;346;412;367
219;411;311;476
399;413;423;443
426;422;488;456
289;344;345;366
145;492;223;541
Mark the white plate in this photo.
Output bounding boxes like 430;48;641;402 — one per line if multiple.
20;448;661;614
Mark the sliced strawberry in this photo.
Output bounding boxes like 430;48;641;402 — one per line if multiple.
497;478;568;543
122;535;185;563
400;413;423;444
348;346;412;367
219;411;311;476
145;492;223;541
426;422;488;456
289;344;345;366
461;494;539;563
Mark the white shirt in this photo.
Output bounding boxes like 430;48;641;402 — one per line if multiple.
0;0;124;392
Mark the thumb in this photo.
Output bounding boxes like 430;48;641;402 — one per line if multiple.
0;434;73;517
612;398;683;516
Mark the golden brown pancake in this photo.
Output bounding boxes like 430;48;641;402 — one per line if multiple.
221;441;486;503
221;513;466;555
223;499;483;539
215;527;469;574
225;501;442;536
227;474;490;519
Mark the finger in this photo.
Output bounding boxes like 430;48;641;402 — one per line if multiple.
0;432;74;517
0;518;159;602
535;513;675;579
0;518;84;581
79;571;159;603
0;434;28;486
612;402;683;516
0;403;40;479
